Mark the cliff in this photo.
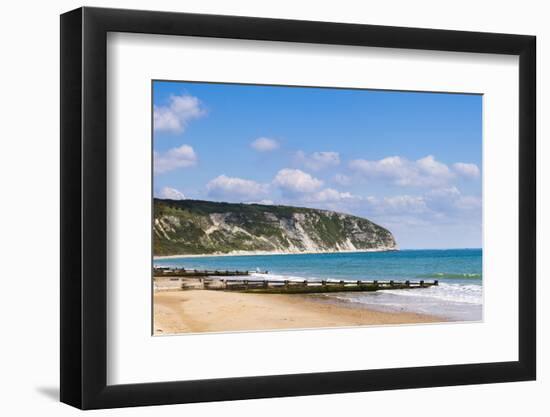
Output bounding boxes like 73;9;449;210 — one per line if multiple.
153;199;397;256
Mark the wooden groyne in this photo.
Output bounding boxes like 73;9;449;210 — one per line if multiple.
198;278;437;294
154;267;267;277
153;268;438;294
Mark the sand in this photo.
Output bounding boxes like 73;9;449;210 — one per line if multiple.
153;290;443;335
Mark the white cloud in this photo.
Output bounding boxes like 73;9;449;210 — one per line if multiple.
154;94;206;133
362;186;481;222
349;155;454;187
303;188;355;203
269;169;359;209
416;155;452;179
366;195;429;215
455;195;482;210
425;186;462;200
424;186;481;213
453;162;480;178
158;187;186;200
295;151;340;171
207;175;268;200
382;195;429;213
272;168;323;195
250;137;280;152
332;174;352;186
349;155;403;176
154;145;197;174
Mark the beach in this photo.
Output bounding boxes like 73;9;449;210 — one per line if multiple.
154;250;483;323
153;290;443;335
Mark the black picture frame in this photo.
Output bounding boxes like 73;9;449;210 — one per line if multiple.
60;6;536;410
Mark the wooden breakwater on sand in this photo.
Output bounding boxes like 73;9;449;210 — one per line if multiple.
154;267;267;277
205;278;438;294
154;276;438;294
153;268;438;294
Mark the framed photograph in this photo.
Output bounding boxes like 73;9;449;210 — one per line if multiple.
60;6;536;409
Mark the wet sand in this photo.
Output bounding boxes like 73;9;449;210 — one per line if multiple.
153;290;443;335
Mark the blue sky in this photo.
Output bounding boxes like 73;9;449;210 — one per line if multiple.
153;81;482;249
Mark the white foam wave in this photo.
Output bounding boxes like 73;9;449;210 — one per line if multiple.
239;274;482;305
247;273;367;283
383;282;482;305
244;272;311;282
331;283;481;305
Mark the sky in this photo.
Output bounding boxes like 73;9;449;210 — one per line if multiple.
153;80;482;249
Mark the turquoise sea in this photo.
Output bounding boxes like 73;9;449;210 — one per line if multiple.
155;249;482;322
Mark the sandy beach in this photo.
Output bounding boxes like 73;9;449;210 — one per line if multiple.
153;290;443;335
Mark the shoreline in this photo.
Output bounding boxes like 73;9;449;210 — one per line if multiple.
153;289;444;335
154;247;398;260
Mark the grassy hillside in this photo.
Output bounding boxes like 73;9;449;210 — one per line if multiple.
153;199;396;256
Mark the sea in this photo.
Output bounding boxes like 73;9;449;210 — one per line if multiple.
154;249;482;322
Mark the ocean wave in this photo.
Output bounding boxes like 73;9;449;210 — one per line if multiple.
332;282;483;306
330;287;482;321
416;272;481;279
385;282;482;304
247;272;315;281
245;271;482;283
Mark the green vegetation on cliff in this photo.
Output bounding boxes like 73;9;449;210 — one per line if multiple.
154;199;397;256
